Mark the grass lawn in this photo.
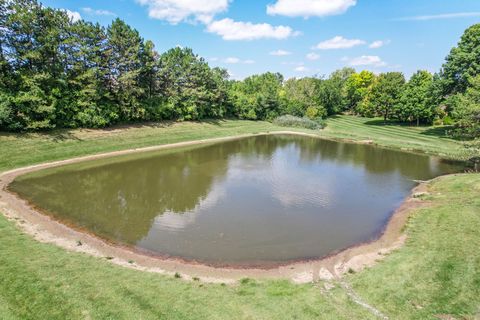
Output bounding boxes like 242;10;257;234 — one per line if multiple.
0;116;476;173
323;116;474;160
0;116;479;319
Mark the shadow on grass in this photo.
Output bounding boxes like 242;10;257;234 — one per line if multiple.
332;115;470;141
420;126;456;139
365;120;470;141
74;118;227;131
196;118;227;126
363;119;423;127
0;130;83;142
0;119;232;143
420;126;475;142
329;115;420;127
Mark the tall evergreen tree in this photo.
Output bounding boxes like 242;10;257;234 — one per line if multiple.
63;21;113;127
4;0;70;129
107;18;145;121
158;47;228;120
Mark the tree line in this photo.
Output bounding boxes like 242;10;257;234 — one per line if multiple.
0;0;479;137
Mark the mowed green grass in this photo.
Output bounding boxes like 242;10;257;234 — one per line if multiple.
323;116;471;160
0;116;474;173
0;215;373;320
0;120;289;172
1;117;479;319
351;174;480;319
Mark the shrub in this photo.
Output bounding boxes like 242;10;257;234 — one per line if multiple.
273;115;325;130
442;116;454;125
305;106;321;120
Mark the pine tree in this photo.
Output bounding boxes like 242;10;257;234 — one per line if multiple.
107;18;145;121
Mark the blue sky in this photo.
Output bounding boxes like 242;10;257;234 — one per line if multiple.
46;0;480;79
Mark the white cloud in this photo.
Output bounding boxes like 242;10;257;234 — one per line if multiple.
395;12;480;21
314;36;365;50
65;9;81;22
206;18;299;41
82;7;116;16
294;65;308;72
306;52;320;60
267;0;356;18
136;0;229;24
369;40;390;49
223;57;255;64
270;49;292;56
349;55;387;67
224;57;240;64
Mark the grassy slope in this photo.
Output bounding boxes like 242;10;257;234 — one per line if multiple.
323;116;471;160
0;116;474;172
0;117;479;319
0;217;372;320
352;174;480;319
0;120;289;172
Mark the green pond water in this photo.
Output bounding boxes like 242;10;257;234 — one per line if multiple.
10;135;465;266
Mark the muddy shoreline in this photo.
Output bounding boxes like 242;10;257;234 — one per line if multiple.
0;132;434;283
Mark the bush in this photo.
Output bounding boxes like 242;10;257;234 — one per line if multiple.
273;115;325;130
305;106;321;120
442;116;454;125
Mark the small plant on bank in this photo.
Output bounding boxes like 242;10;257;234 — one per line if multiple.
273;115;326;130
174;272;181;279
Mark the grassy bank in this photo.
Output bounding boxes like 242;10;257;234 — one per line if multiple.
1;117;479;319
0;120;287;172
0;116;474;172
350;174;480;319
322;116;474;160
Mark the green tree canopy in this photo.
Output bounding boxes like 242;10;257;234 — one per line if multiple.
228;72;284;120
441;23;480;95
446;75;480;137
317;68;355;115
282;77;324;117
369;72;406;122
345;70;376;113
396;70;435;125
158;47;228;120
0;0;478;137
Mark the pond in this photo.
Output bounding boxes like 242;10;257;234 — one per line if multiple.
9;135;465;267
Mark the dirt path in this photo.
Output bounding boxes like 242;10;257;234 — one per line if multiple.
0;132;432;284
338;279;389;319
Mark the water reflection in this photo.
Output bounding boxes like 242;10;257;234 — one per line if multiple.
10;135;465;265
